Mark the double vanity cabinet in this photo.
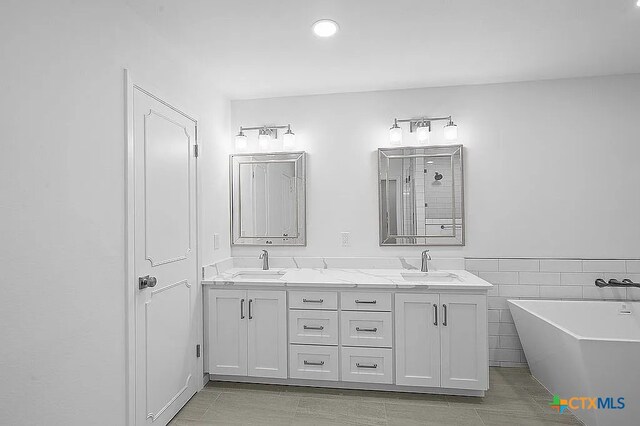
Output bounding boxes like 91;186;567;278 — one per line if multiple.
205;269;491;396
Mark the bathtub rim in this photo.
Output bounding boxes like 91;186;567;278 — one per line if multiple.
508;299;640;343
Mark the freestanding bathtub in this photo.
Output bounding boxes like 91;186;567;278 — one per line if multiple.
509;300;640;426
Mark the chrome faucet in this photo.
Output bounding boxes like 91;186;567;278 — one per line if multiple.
259;250;269;270
421;249;431;272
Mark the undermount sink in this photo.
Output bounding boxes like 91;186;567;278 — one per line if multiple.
232;270;285;281
400;271;464;283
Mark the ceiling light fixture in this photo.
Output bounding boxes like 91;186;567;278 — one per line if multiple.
313;19;339;37
234;123;296;152
389;115;458;146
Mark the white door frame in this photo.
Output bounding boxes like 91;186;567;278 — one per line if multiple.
124;69;202;426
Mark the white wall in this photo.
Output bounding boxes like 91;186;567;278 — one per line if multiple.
0;1;230;425
231;74;640;259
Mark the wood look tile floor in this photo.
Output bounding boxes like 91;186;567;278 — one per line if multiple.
169;368;583;426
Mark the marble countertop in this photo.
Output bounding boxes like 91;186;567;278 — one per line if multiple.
202;268;492;291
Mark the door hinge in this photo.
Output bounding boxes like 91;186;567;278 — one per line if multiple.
194;144;199;157
196;344;201;358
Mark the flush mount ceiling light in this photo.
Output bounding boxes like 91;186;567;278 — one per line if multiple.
389;115;458;145
312;19;339;37
234;124;296;152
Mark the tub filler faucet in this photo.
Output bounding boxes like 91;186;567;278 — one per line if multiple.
260;250;269;270
421;250;431;272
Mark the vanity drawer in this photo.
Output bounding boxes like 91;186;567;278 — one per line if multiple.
341;292;392;311
340;311;393;348
289;345;339;381
341;347;393;384
289;291;338;310
289;310;339;345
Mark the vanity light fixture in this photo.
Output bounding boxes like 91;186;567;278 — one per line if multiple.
282;125;296;150
389;119;403;145
258;128;271;151
312;19;339;37
415;120;431;144
235;128;248;151
444;118;458;141
389;115;458;145
234;124;296;152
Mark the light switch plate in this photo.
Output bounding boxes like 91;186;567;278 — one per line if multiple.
213;233;220;250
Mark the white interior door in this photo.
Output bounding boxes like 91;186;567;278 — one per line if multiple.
247;290;287;378
133;85;199;425
208;289;248;376
395;293;441;387
440;294;488;390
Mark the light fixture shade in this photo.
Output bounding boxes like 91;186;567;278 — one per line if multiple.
235;133;248;151
416;123;430;144
444;121;458;141
389;120;402;145
283;128;296;150
258;131;271;151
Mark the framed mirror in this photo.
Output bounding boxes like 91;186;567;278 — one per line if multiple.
378;145;464;246
230;152;306;246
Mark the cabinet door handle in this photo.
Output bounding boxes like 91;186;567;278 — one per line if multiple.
303;325;324;330
303;360;325;366
240;298;245;319
355;327;378;332
433;304;438;326
302;298;324;303
443;304;447;326
356;363;378;369
355;300;377;304
248;299;253;319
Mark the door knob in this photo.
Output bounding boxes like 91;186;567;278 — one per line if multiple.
139;275;157;290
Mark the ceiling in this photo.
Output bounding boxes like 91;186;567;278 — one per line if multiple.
128;0;640;100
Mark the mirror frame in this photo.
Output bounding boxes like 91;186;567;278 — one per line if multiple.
378;145;465;246
230;151;307;246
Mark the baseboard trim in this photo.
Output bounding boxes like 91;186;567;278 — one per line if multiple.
206;374;486;397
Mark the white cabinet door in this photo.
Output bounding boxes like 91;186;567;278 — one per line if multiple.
247;290;288;378
440;294;488;390
395;293;441;387
208;290;248;376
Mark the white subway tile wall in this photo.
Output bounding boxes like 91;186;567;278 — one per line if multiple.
467;257;640;368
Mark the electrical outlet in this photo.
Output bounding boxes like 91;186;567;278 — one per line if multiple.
341;232;350;247
213;233;220;250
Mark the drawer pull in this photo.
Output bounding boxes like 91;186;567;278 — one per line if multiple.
302;298;324;303
355;327;378;332
303;325;325;330
355;300;377;304
303;360;325;366
356;363;378;369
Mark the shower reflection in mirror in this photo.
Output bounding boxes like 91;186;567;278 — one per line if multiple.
378;145;464;246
